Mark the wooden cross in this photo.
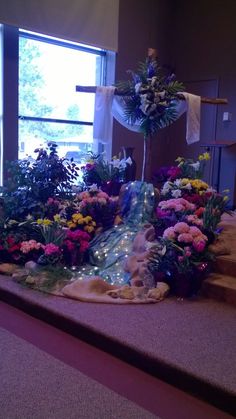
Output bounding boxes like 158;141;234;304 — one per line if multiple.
75;85;228;105
76;50;228;181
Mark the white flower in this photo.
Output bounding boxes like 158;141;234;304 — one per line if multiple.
158;90;166;99
171;189;182;198
206;187;216;193
161;181;171;195
174;179;182;187
88;183;99;192
125;157;133;166
111;158;121;169
151;76;157;86
119;158;127;169
184;183;192;191
189;161;200;171
135;82;142;94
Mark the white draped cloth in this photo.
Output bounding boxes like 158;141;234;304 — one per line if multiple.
93;86;201;145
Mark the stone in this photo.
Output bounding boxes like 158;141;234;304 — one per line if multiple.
0;263;20;275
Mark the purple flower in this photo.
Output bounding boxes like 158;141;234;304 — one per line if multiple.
167;166;182;180
156;207;171;218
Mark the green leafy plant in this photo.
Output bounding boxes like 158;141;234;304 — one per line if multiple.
0;143;80;221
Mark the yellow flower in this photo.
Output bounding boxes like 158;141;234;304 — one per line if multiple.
37;218;52;226
190;179;209;190
77;218;85;225
67;221;77;229
53;214;61;223
198;152;210;161
180;178;190;185
83;216;92;224
72;213;83;221
84;225;94;233
43;219;52;226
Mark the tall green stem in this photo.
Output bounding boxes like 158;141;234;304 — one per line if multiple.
141;135;147;182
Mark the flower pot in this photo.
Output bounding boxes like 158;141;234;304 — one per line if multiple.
173;271;204;298
64;248;84;268
101;181;122;196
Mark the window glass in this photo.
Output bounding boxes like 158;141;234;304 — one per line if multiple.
18;119;93;161
18;33;105;159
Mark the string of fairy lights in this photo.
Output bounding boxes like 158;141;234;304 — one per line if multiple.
68;181;156;285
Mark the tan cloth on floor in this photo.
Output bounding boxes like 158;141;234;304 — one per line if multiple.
61;276;162;304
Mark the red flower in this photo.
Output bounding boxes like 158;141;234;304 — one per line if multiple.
8;244;21;253
64;240;76;251
195;207;205;217
167;166;182;180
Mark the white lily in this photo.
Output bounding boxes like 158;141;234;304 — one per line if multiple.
171;189;182;198
88;183;99;192
189;161;200;171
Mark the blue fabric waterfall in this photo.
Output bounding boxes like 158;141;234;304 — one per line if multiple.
75;181;156;285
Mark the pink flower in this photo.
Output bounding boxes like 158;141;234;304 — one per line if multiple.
47;197;60;206
167;166;182;180
163;227;176;240
78;191;90;200
174;222;190;234
156;207;171;218
44;243;61;256
80;241;90;253
193;233;208;243
66;229;90;242
158;198;195;212
189;226;202;237
178;233;193;243
20;240;44;254
178;255;184;262
97;191;109;199
64;240;76;251
184;247;192;257
186;215;203;226
193;240;206;252
97;198;106;205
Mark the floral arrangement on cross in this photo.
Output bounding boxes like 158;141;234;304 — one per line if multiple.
115;50;185;181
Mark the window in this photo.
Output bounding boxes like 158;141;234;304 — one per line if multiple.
18;30;108;161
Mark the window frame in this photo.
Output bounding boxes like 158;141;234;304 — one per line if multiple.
1;24;115;183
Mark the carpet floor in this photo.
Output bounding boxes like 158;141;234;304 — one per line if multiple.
0;275;236;416
0;301;234;419
0;327;158;419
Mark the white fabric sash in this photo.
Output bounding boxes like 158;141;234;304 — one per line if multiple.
93;86;116;143
93;87;201;145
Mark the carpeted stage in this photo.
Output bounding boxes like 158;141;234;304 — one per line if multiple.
0;274;235;417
